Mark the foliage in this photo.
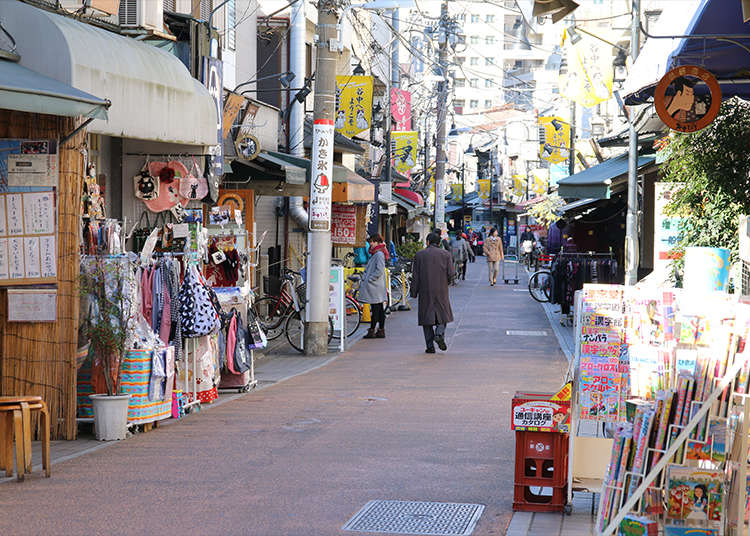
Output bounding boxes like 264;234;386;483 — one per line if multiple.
396;239;424;260
662;97;750;278
79;258;133;396
527;194;565;227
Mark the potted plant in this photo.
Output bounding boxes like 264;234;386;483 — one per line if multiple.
79;257;133;440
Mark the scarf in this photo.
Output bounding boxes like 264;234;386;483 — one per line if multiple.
369;243;390;261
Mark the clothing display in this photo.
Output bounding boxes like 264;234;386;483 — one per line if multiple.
550;254;618;315
81;219;123;256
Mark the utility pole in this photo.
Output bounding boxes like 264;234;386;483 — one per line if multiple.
568;100;576;176
304;0;338;355
461;161;466;232
433;0;449;229
625;0;641;285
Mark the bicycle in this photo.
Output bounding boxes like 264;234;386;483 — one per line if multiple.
528;268;554;303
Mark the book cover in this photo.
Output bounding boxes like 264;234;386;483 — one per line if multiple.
663;527;718;536
685;417;727;465
618;514;657;535
666;465;724;524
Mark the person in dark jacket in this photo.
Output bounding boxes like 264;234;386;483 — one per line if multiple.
411;232;455;353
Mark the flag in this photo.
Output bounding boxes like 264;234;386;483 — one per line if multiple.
477;179;491;201
560;28;614;108
391;88;412;131
538;116;570;164
391;131;419;174
335;76;374;137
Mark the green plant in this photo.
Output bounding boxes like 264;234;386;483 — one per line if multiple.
79;257;133;396
662;97;750;280
396;239;424;260
527;194;565;228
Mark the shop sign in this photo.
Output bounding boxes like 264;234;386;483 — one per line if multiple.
511;392;570;433
222;91;245;140
653;182;684;275
391;131;418;174
309;119;334;231
1;139;58;189
654;65;721;133
538;116;570;164
331;205;357;246
235;133;259;161
391;88;412;131
202;57;224;180
334;76;374;138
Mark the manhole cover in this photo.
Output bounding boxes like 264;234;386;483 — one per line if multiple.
342;500;484;535
506;330;548;336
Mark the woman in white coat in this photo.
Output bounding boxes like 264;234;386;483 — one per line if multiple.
359;234;389;339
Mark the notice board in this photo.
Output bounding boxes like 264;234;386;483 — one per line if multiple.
0;190;57;285
331;205;367;247
7;288;57;322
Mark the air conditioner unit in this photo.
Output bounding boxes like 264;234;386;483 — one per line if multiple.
119;0;164;31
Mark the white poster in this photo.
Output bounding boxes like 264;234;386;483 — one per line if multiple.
23;236;40;279
23;191;55;235
6;194;23;235
40;235;56;278
7;154;58;187
8;237;24;278
0;238;8;279
7;289;57;322
0;195;6;236
653;183;684;276
328;266;345;351
308;119;335;231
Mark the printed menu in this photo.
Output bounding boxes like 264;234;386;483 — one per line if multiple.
0;190;56;283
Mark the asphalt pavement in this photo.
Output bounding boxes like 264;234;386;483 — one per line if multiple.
0;259;568;536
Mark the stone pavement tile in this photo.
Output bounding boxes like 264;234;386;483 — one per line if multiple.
505;511;532;534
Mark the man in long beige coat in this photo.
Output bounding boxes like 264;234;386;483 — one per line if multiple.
483;227;504;286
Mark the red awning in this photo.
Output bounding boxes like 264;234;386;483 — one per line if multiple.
394;188;423;206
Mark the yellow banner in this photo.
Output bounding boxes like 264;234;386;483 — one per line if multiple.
530;169;549;197
391;131;419;174
477;179;491;201
450;183;463;201
538;116;570;164
513;175;526;199
335;76;374;138
560;29;614;108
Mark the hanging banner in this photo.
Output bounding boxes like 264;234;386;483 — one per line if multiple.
513;174;526;200
202;57;224;180
654;65;721;133
450;183;463;201
222;91;245;140
653;182;684;276
530;169;549;197
538;116;570;164
477;179;490;201
335;76;374;138
391;131;419;174
309;119;335;231
391;88;412;131
560;29;614;108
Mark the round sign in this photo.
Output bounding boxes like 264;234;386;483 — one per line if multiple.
235;133;259;161
654;65;721;133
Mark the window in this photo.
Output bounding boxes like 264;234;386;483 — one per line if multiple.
457;13;466;21
199;0;212;21
485;99;493;108
485;14;495;23
454;99;465;109
455;78;466;88
486;36;495;45
456;56;466;65
470;35;479;44
469;79;478;88
485;79;492;88
470;57;479;65
471;14;480;23
470;100;479;108
485;57;494;66
225;0;236;50
163;0;176;10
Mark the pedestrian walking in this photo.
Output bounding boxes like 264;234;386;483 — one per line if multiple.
484;227;504;286
463;233;475;264
451;233;472;281
359;234;389;339
411;232;455;354
433;227;451;252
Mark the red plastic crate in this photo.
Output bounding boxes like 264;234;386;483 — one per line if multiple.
514;430;569;488
513;483;567;512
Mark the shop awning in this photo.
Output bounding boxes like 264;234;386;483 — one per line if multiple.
394;188;423;206
556;153;656;200
303;118;365;155
0;1;216;145
623;0;750;105
0;59;109;119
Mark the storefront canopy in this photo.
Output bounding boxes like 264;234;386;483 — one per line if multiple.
394;188;423;206
623;0;750;105
557;153;655;200
0;2;216;145
0;59;109;119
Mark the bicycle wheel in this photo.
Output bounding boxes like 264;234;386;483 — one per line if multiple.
285;310;334;353
528;270;553;303
332;296;361;339
390;276;404;306
252;296;287;340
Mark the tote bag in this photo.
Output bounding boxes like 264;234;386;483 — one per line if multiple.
179;265;220;337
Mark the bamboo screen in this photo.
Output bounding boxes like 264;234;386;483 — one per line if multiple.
0;111;85;440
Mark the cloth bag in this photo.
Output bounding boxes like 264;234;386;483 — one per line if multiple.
179;265;221;337
133;161;159;201
143;161;191;213
246;308;267;350
179;159;209;201
233;315;251;374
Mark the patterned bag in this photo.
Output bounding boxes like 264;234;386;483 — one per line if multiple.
179;159;209;201
233;313;251;374
179;265;220;337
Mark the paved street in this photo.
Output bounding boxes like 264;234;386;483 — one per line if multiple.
0;260;568;536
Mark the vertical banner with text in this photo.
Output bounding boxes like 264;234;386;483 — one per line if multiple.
202;57;223;180
309;119;335;231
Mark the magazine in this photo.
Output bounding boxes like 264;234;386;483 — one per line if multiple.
666;465;724;524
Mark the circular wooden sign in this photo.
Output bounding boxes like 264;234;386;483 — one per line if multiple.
217;192;245;216
654;65;721;133
235;133;260;161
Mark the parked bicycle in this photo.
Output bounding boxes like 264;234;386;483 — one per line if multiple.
528;268;554;303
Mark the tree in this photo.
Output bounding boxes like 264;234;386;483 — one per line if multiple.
527;194;565;228
662;97;750;278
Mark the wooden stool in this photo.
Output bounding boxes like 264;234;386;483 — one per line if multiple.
0;396;50;481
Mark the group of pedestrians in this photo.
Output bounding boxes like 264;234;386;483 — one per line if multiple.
357;226;506;354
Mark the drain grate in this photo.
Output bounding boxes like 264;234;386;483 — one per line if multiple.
506;330;548;337
342;500;484;535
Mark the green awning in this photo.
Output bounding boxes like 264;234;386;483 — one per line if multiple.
0;59;109;119
557;153;656;199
